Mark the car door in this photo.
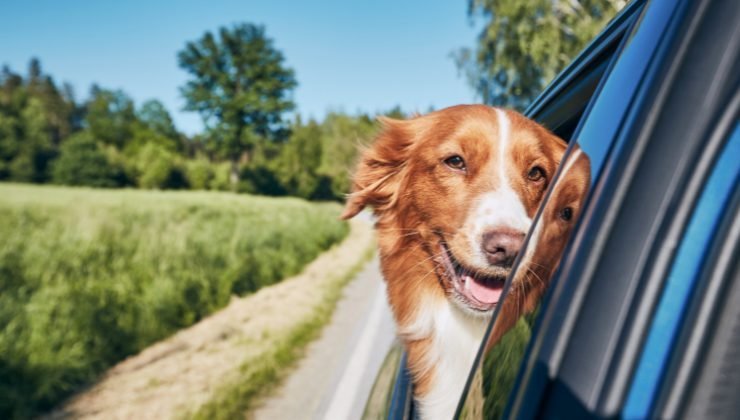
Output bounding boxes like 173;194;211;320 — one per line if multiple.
456;0;740;418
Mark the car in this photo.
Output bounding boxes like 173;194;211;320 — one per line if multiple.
361;0;740;418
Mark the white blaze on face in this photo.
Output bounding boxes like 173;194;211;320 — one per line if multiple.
467;109;532;267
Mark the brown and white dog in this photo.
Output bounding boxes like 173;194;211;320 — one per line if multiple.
342;105;566;420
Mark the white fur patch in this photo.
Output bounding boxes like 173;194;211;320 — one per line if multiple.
465;109;532;267
468;190;532;267
398;295;439;341
413;301;488;420
495;108;511;185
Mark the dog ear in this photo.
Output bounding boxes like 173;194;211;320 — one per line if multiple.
341;116;414;219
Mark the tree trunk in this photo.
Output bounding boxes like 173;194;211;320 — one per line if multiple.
229;157;240;189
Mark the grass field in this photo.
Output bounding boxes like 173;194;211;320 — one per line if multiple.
0;183;349;419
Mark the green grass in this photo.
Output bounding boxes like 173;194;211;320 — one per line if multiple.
0;183;349;419
188;241;376;420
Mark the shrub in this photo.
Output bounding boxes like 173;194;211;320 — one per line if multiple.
184;157;213;190
51;132;125;187
209;162;232;191
238;163;286;196
133;143;187;189
9;153;36;182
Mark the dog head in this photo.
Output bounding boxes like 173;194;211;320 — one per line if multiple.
343;105;566;316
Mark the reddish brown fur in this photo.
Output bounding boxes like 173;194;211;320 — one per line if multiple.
342;105;567;401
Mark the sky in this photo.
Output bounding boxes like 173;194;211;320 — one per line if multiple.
0;0;481;135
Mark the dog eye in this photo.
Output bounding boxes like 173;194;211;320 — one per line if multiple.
527;166;545;182
560;207;573;221
444;155;466;171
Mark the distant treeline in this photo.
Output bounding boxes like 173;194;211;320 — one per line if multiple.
0;58;395;200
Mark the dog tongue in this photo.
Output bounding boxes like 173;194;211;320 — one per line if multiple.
465;275;503;304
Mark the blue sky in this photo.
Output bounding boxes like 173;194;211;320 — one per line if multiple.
0;0;481;135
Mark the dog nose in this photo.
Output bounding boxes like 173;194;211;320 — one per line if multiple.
482;229;525;267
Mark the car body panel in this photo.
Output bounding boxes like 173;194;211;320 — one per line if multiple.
624;120;740;418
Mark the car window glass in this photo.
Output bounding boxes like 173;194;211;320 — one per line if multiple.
455;2;669;416
457;143;591;419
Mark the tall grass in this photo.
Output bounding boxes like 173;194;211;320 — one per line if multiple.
189;234;375;420
0;183;348;418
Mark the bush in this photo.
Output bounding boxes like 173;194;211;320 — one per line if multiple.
9;153;36;182
238;163;286;196
209;162;232;191
0;184;349;418
184;157;213;190
133;143;187;189
51;133;126;187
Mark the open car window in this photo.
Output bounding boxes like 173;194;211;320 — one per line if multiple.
455;1;646;417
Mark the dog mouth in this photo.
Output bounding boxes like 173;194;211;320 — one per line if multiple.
438;242;507;312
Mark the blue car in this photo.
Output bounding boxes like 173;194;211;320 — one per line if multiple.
366;0;740;418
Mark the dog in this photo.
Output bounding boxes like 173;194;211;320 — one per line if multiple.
342;104;566;420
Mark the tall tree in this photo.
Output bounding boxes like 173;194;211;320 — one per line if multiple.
275;116;323;199
318;112;377;200
178;23;297;185
137;99;179;141
455;0;624;110
84;86;137;148
0;59;76;181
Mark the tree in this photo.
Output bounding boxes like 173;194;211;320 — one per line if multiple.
137;99;179;141
84;86;137;148
319;112;377;199
0;59;75;182
454;0;624;110
14;97;56;182
131;142;187;189
178;23;297;186
275;117;323;199
52;132;125;188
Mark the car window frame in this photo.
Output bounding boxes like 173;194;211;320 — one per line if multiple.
453;1;647;416
503;0;740;417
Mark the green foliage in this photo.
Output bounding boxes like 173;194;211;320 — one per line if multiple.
1;54;387;203
318;112;377;199
0;62;68;183
232;111;379;201
84;86;137;148
481;317;532;418
238;161;286;196
274;118;323;199
132;142;187;189
178;22;298;183
0;183;349;418
184;156;214;190
51;132;126;187
137;99;180;142
455;0;624;109
209;162;232;191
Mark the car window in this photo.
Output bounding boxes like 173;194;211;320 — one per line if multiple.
455;3;652;416
456;143;591;419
